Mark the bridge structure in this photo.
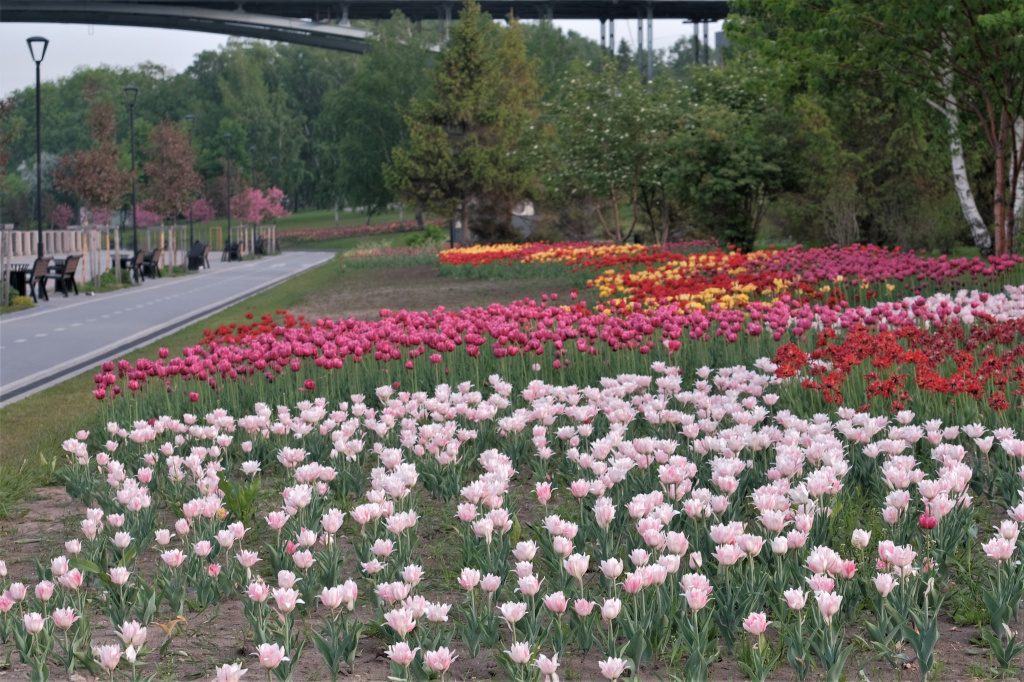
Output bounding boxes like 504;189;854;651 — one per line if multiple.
1;0;729;77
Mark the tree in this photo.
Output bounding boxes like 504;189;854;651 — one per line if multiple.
542;60;664;244
319;12;434;219
385;0;540;242
729;0;1024;255
143;121;200;224
54;102;130;222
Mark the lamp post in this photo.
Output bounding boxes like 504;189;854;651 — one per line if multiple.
223;134;232;237
184;114;195;247
249;145;257;189
27;36;49;261
123;85;139;255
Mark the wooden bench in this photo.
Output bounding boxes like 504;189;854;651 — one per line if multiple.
44;254;81;296
140;248;164;279
26;257;51;302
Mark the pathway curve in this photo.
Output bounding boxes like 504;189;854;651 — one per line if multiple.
0;251;334;406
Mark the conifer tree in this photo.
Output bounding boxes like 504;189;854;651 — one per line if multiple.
385;0;538;242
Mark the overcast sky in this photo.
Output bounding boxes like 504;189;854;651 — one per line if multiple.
1;19;724;97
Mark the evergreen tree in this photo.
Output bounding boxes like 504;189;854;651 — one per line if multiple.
385;0;539;242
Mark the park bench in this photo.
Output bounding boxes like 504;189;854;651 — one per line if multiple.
254;235;267;255
187;241;210;271
222;240;242;262
26;257;51;302
111;251;145;283
43;254;81;297
140;248;164;279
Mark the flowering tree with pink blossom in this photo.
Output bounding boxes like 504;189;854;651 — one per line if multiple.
230;187;290;226
190;197;216;223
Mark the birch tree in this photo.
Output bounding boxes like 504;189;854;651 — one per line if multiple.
729;0;1024;256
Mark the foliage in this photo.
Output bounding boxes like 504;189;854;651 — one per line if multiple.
142;121;200;223
386;0;540;243
51;203;74;229
319;12;434;216
53;102;130;214
727;0;1024;256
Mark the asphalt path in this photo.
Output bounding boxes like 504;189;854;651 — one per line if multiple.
0;251;334;406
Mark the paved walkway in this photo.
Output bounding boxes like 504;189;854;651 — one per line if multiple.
0;251;334;406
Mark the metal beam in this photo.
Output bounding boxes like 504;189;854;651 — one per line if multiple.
0;1;372;52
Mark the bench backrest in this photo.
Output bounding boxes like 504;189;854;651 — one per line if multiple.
63;255;80;276
150;248;164;264
31;257;49;278
188;241;207;257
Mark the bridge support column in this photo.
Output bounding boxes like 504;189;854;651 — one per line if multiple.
693;21;699;64
339;3;349;26
703;20;709;65
609;19;615;55
646;4;653;81
637;11;643;75
439;3;452;42
600;18;606;49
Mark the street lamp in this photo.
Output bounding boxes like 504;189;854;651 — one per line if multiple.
223;133;232;236
123;85;139;256
27;36;49;261
249;145;257;189
184;114;195;247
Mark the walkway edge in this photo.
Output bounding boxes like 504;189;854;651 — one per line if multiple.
0;254;332;408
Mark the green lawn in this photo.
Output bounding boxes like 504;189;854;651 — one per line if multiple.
280;231;421;252
200;207;411;234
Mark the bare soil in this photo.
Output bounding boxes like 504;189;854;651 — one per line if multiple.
1;486;1015;682
290;264;581;322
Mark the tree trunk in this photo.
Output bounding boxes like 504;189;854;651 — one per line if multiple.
1012;116;1023;245
932;92;993;256
334;201;339;227
993;110;1009;257
460;201;471;245
415;208;424;230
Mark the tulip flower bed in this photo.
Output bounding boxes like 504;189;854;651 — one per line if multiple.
3;354;1023;682
89;284;1024;428
440;242;1024;312
341;244;445;270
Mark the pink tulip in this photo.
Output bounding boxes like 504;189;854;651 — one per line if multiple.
743;611;770;635
783;589;807;610
598;657;630;680
214;662;247;682
424;646;457;673
253;642;288;669
505;642;532;665
814;591;843;625
94;643;122;671
23;612;46;635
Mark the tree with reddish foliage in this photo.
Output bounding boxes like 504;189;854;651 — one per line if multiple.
54;102;130;221
52;204;74;229
0;97;18;183
143;121;201;225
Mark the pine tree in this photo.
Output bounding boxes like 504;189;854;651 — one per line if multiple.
385;0;539;243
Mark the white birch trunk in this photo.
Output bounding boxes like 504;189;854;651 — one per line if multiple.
1013;116;1023;239
929;74;993;254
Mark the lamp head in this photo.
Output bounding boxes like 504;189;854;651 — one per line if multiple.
123;85;140;106
184;114;195;125
27;37;49;64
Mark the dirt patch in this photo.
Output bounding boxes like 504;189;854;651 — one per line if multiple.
291;265;581;322
0;485;1014;681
